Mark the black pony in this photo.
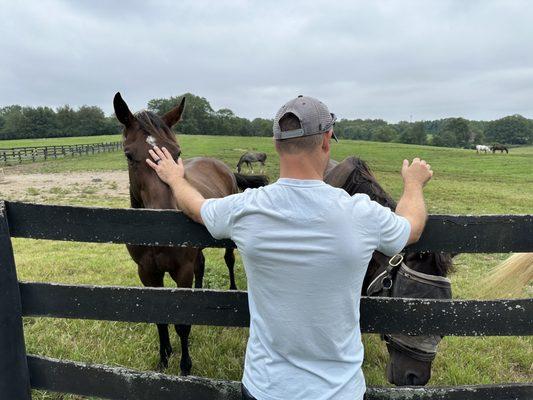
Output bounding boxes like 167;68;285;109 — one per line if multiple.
325;156;455;386
491;144;509;154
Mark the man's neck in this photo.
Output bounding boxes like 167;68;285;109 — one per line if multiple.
279;154;324;180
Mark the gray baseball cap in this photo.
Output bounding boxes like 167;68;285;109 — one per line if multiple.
273;95;338;142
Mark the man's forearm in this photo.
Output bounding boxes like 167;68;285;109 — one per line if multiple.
396;182;427;244
169;177;206;224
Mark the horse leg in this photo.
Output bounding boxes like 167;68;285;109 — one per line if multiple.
174;324;192;376
194;251;205;289
224;248;237;290
169;265;194;376
138;265;172;370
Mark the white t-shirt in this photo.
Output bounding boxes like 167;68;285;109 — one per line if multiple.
200;178;410;400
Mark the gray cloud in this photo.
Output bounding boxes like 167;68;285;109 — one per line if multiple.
1;0;532;122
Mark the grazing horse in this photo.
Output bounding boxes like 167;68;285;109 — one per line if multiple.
325;156;455;386
113;93;268;374
491;144;509;154
475;144;491;154
236;151;267;173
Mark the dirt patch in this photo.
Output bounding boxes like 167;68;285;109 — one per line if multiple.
0;170;129;203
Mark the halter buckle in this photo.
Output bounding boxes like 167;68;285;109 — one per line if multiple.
388;254;403;267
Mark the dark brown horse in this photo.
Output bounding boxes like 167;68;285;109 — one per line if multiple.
491;144;509;153
113;93;267;375
325;156;455;386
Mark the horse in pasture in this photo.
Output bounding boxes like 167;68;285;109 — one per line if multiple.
491;144;509;153
236;151;267;173
325;156;455;386
476;144;491;154
113;92;268;374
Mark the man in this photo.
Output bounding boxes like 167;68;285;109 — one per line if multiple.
146;96;432;400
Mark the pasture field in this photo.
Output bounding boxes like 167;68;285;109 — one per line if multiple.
0;135;531;399
0;134;122;149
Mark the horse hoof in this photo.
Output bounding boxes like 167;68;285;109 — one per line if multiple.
180;358;192;376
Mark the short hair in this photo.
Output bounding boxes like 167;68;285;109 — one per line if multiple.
275;113;324;154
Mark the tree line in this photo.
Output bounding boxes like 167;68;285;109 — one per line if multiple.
1;93;532;147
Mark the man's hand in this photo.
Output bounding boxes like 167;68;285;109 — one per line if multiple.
396;157;433;245
401;158;433;188
146;146;206;224
146;146;184;186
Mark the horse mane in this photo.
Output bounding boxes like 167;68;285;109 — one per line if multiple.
433;253;454;277
134;110;177;143
340;156;397;210
335;156;454;277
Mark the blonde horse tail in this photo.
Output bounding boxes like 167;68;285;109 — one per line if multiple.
480;253;533;298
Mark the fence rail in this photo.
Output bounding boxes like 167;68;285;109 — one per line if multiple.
20;282;532;336
0;200;532;399
27;355;532;400
0;141;122;164
6;201;533;252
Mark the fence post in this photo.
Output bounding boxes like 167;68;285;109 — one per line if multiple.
0;201;32;399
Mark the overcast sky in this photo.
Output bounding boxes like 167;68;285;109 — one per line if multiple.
1;0;532;122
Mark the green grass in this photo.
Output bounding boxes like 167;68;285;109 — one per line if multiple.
12;135;533;214
0;134;121;148
1;135;531;399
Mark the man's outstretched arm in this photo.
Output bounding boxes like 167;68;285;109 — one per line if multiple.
395;158;433;244
146;146;205;224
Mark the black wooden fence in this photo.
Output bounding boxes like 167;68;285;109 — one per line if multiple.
0;200;532;400
0;141;122;164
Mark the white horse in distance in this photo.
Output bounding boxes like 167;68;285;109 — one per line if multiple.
476;144;491;154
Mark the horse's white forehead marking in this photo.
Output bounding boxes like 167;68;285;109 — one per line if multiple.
146;135;157;147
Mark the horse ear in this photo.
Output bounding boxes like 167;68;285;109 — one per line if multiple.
161;97;186;128
113;92;136;128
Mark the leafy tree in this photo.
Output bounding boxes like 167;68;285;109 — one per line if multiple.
441;118;470;147
432;130;457;147
56;105;78;136
399;121;426;144
1;106;30;139
484;114;533;144
251;118;272;136
76;106;110;136
372;126;397;142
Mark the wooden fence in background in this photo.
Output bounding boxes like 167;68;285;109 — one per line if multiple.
0;141;122;164
0;200;531;399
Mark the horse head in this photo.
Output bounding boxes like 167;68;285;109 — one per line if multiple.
325;156;456;386
113;92;185;209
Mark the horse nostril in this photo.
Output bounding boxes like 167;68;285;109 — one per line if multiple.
405;373;417;385
405;371;428;386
